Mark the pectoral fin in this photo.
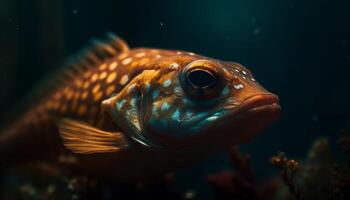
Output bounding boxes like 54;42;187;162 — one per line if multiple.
101;70;165;150
58;119;129;154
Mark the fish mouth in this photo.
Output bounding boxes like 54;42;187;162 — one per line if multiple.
205;93;281;142
236;93;281;116
212;93;281;121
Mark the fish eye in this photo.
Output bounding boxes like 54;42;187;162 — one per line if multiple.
181;60;225;99
187;69;217;89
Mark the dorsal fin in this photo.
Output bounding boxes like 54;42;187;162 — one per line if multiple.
60;32;129;77
16;32;129;112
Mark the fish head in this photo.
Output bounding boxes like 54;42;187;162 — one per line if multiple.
104;52;280;152
141;54;281;151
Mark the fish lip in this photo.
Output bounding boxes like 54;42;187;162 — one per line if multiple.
237;93;280;114
212;93;281;122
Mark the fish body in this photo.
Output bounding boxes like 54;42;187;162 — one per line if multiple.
0;33;280;181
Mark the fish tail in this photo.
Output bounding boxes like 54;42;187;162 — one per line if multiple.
0;118;55;165
0;129;14;181
0;115;52;183
0;126;23;164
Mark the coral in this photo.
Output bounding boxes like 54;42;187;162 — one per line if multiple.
272;136;350;200
207;135;350;200
207;147;280;200
271;152;301;200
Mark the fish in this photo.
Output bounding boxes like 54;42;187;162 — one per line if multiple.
0;33;281;181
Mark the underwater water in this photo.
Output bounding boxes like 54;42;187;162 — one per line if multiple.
0;0;350;199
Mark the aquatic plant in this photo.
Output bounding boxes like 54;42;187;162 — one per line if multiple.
207;147;280;200
271;136;350;200
271;152;301;200
207;134;350;200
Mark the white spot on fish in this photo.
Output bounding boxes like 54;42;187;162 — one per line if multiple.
132;120;141;131
145;82;151;92
174;86;182;95
116;99;126;110
130;98;137;107
172;109;180;121
242;70;247;75
102;99;113;107
135;52;146;58
251;78;256;82
234;84;244;90
206;115;219;122
234;69;240;73
185;111;192;119
196;112;208;119
120;75;129;85
176;51;182;55
152;90;160;100
118;53;128;60
163;80;172;88
152;104;158;116
161;102;171;111
242;76;247;79
222;86;229;95
188;52;195;56
109;62;118;71
122;57;132;65
169;63;179;70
